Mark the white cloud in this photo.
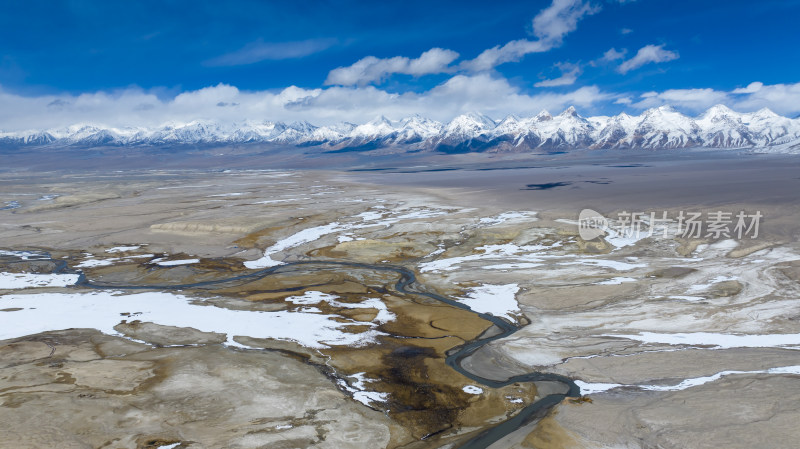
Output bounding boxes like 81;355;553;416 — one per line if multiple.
461;39;551;72
531;0;601;44
294;75;611;122
730;81;800;114
3;78;798;133
617;44;679;74
206;38;337;66
631;88;728;112
602;48;626;62
326;0;601;84
0;76;615;131
588;48;626;68
534;63;582;87
461;0;599;71
628;82;800;116
324;48;459;86
732;81;763;94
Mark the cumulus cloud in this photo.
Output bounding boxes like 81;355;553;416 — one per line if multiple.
534;63;582;87
3;76;797;133
732;81;764;94
628;81;800;116
617;44;679;74
206;38;337;66
730;81;800;113
461;0;599;71
0;76;615;131
324;48;459;86
632;88;727;112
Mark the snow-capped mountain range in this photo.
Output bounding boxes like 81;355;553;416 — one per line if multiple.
2;105;799;153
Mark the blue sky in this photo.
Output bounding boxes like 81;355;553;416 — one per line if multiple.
1;0;799;129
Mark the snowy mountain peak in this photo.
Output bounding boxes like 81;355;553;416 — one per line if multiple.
288;120;317;131
700;104;741;122
559;106;579;117
464;112;496;126
752;107;779;119
535;110;553;122
648;105;680;115
705;104;735;115
395;115;442;140
369;115;393;126
351;116;395;138
445;113;495;132
498;114;520;125
399;113;425;123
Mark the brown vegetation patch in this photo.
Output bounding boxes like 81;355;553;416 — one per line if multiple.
522;413;579;449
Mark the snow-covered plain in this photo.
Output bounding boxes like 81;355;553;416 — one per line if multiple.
0;290;393;349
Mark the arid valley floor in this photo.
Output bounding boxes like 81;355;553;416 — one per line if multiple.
2;152;800;449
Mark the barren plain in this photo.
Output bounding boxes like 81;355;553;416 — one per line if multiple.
1;152;800;449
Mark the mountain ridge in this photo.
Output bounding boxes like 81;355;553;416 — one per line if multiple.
2;105;800;154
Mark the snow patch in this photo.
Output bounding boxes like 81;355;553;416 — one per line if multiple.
77;254;154;268
669;295;706;302
607;331;800;349
153;258;200;266
566;259;647;271
156;444;181;449
595;277;636;285
577;365;800;395
244;221;344;269
105;245;142;253
456;284;521;321
0;250;49;260
419;243;553;273
462;385;484;395
478;211;537;226
338;372;389;407
0;272;81;289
